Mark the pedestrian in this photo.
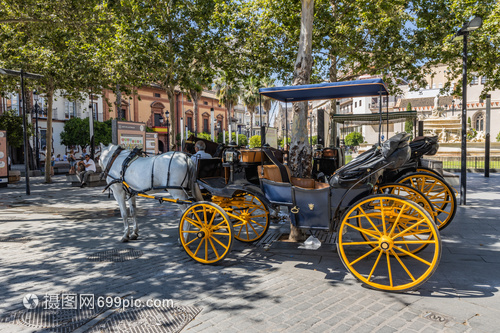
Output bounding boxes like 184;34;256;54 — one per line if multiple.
68;150;76;174
190;140;212;166
77;154;96;187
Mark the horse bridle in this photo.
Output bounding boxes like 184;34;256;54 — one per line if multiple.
101;146;124;181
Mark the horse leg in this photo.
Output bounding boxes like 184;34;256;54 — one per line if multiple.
111;184;130;242
128;196;139;240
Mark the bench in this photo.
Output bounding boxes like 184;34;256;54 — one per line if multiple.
66;166;106;187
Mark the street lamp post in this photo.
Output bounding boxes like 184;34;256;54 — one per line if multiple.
451;99;455;116
452;15;483;206
33;91;40;170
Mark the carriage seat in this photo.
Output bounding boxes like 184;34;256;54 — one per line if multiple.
330;133;411;188
258;165;329;190
409;135;439;158
196;158;224;179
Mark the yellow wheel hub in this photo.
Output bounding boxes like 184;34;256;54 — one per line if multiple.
378;235;394;251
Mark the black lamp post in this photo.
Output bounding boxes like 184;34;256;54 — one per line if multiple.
89;99;95;161
452;15;483;206
451;99;455;116
165;110;170;152
33;91;40;170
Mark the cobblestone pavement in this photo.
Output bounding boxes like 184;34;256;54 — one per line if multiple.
0;173;500;332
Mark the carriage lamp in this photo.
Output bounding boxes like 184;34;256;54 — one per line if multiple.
225;150;234;162
225;141;238;162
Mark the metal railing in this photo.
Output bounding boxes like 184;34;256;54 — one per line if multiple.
427;156;500;170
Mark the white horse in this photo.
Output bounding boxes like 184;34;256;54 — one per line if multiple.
99;144;201;242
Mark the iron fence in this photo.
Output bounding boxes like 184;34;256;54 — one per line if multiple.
427;156;500;170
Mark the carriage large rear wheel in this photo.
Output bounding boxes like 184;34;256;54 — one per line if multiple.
337;194;441;292
396;172;457;230
212;193;270;243
371;183;437;255
415;166;442;178
179;202;233;264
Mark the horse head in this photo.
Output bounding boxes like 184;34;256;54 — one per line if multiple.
99;143;122;171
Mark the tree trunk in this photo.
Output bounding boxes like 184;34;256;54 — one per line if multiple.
44;85;54;183
329;53;338;146
166;86;176;150
115;84;122;119
289;0;314;242
190;89;200;134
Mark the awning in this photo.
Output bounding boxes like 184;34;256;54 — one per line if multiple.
258;78;389;102
332;111;417;125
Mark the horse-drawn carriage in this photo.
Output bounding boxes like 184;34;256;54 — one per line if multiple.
100;78;453;292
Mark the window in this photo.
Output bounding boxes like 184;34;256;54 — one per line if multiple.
154;113;162;126
187;117;193;131
203;101;208;105
118;108;127;120
203;118;209;133
481;76;487;85
359;100;362;107
187;96;192;102
7;93;20;115
471;76;478;85
154;93;161;98
65;100;76;119
439;83;443;88
474;113;485;132
355;102;357;108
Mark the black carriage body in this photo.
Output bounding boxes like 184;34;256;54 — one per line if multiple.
261;178;372;231
260;133;412;231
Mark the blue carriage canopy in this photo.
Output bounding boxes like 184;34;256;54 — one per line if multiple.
258;78;389;102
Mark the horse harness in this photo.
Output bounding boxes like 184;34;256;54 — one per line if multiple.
102;146;192;199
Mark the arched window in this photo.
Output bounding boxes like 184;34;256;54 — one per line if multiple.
151;101;165;126
473;112;485;132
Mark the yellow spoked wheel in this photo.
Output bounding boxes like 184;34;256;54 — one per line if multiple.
415;166;441;178
179;202;233;264
212;193;270;243
337;194;441;292
372;183;437;254
396;172;457;230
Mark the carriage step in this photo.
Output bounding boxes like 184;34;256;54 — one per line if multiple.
254;230;336;249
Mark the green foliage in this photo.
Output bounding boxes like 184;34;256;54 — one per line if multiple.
249;135;261;148
176;130;195;146
467;128;477;140
345;132;364;147
405;120;413;139
60;117;112;150
0;109;33;148
278;137;291;148
308;136;318;145
497;131;500;142
94;119;113;147
406;103;412;111
197;132;212;141
217;132;248;146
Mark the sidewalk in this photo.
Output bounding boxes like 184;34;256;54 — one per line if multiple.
0;173;499;332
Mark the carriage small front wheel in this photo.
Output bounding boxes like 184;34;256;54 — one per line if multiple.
212;193;270;243
337;194;441;292
179;202;234;264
